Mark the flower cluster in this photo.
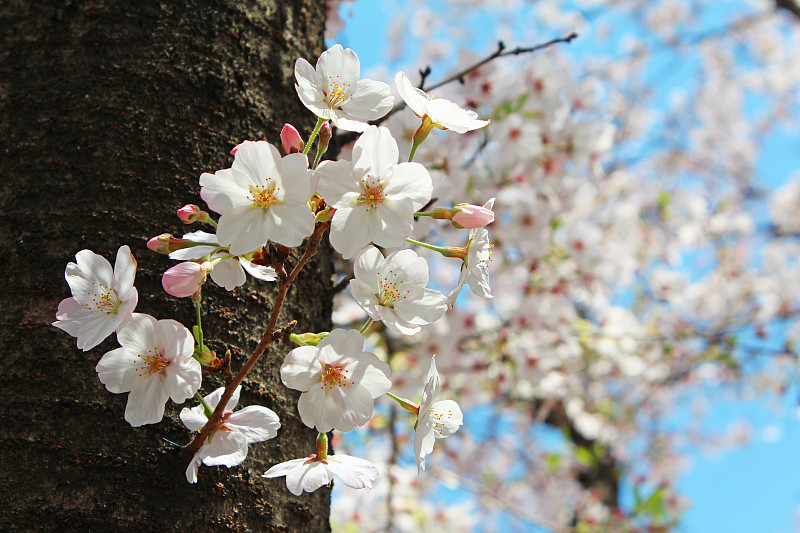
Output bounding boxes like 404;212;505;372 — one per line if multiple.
53;43;491;493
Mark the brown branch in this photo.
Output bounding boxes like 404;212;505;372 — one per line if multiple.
422;33;578;94
330;274;353;296
185;221;330;455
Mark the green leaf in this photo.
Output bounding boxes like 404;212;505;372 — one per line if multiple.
575;446;596;466
545;452;562;472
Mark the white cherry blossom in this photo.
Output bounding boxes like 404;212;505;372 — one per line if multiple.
264;453;379;495
316;126;433;259
350;246;447;335
96;313;200;427
181;386;281;483
395;71;489;133
447;227;494;304
414;355;463;472
295;44;394;132
280;328;392;432
199;141;315;255
53;245;138;351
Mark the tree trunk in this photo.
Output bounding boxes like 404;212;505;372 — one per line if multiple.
0;1;333;531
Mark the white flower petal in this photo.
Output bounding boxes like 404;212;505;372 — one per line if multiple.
394;71;429;117
352;126;398;178
290;460;332;496
420;355;441;414
117;313;157;356
155;318;194;360
326;454;379;489
210;258;247;290
316;43;360;90
124;375;169;427
202;431;248;468
427;400;463;438
316;160;358;206
226;405;281;444
169;246;217;261
295;58;324;105
273;153;314;202
96;347;139;393
382;162;432;209
298;385;347;432
338;384;376;430
180;404;208;432
414;416;437;472
113;245;137;298
199;168;251;214
232;141;281;186
73;313;118;351
395;288;447;325
240;259;277;282
352;246;383;290
74;249;114;287
264;204;314;247
281;346;322;391
329;206;372;259
341;79;393;120
330;115;369;133
165;356;202;404
216;205;270;256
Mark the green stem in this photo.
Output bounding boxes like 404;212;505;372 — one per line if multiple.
359;317;374;335
386;391;404;404
406;238;468;259
406;238;446;253
303;117;326;156
312;144;324;170
316;432;329;460
195;391;214;419
194;298;204;352
408;139;422;162
386;392;420;415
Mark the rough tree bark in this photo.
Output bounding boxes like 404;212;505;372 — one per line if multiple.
0;1;334;531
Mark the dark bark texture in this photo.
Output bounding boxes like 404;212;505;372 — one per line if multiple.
0;0;333;531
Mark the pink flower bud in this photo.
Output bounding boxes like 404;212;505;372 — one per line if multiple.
281;124;305;154
162;262;208;298
318;121;332;150
147;234;189;254
177;204;206;223
452;203;495;229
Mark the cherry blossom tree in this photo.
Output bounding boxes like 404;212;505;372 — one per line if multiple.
323;1;800;532
6;0;800;531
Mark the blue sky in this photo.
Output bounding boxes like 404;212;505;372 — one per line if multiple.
331;1;800;531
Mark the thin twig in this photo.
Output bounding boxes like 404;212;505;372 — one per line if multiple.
423;33;578;94
186;222;330;455
337;32;579;138
330;274;353;295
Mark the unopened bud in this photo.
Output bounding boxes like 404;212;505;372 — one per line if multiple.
195;346;216;366
281;124;305;154
147;234;190;254
177;204;210;223
451;202;495;229
318;121;332;153
162;261;209;298
289;331;330;346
